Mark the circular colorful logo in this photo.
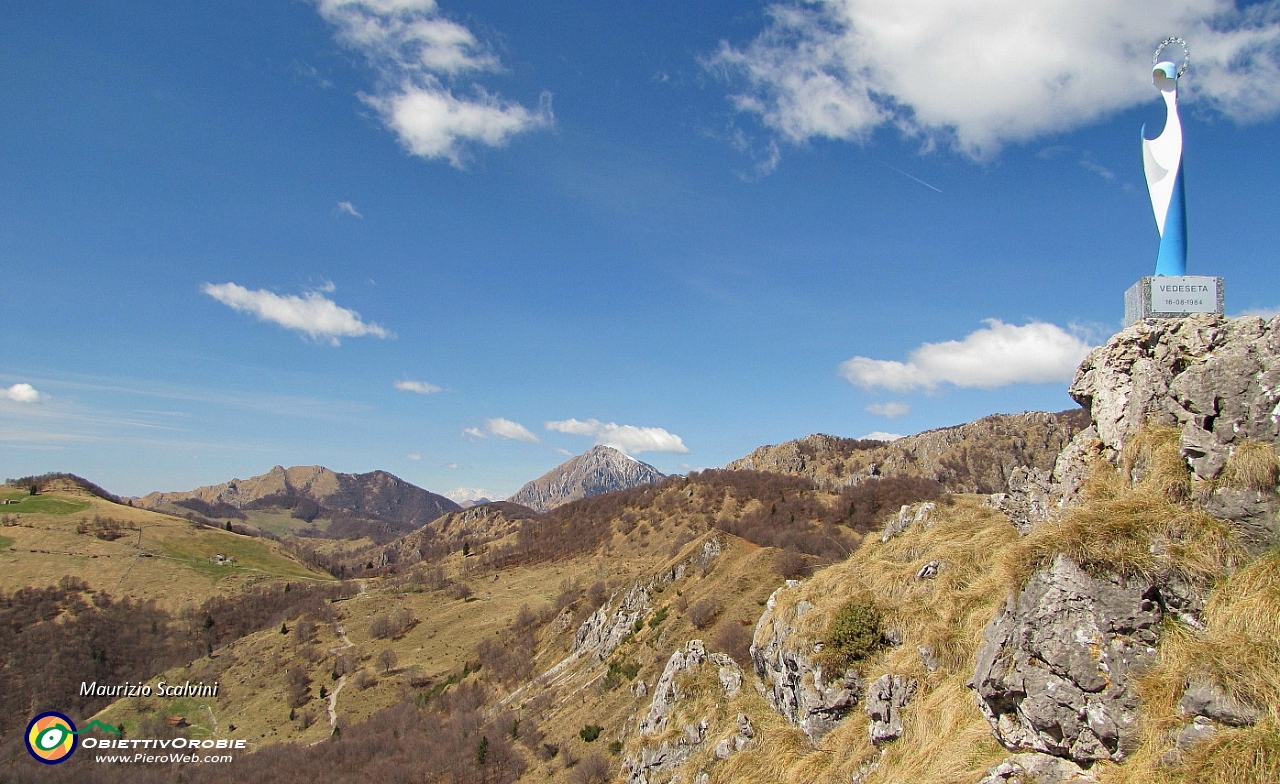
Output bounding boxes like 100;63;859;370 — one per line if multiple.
25;712;78;764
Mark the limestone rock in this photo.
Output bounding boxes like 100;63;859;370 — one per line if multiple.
977;752;1098;784
751;585;863;743
916;645;940;673
573;538;723;660
915;560;941;580
1200;488;1280;553
1178;681;1262;727
865;674;917;744
882;502;935;542
1070;315;1280;481
991;466;1054;533
626;640;741;784
972;555;1162;763
1177;716;1218;750
639;640;742;737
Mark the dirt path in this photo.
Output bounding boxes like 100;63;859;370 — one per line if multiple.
317;584;363;739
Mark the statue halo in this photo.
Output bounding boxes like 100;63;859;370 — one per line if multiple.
1153;37;1190;77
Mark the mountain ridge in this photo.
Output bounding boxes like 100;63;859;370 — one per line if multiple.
506;444;665;512
138;464;460;540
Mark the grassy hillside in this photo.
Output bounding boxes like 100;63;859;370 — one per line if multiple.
0;485;331;610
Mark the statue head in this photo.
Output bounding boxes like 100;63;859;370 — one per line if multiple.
1153;61;1178;93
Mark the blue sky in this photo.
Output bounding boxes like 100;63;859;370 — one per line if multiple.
4;1;1280;500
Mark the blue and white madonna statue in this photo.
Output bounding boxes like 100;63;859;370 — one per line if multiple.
1124;38;1223;325
1142;38;1190;276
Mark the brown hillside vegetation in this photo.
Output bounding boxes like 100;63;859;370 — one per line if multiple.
138;465;461;543
728;409;1089;493
6;420;1274;783
0;485;331;609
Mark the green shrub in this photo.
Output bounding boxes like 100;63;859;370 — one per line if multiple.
822;598;883;668
579;724;603;742
647;607;668;629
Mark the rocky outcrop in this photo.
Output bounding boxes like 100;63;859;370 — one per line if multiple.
625;640;744;784
639;640;742;736
1178;681;1262;727
508;445;664;512
972;555;1163;763
1070;316;1280;469
751;584;863;743
977;752;1098;784
881;501;934;542
712;714;755;760
988;466;1054;533
865;674;917;744
727;410;1089;493
573;538;722;661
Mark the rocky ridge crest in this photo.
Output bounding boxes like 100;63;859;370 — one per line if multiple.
508;445;665;513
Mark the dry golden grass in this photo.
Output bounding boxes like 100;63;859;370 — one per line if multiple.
1120;426;1192;503
0;490;330;610
1003;428;1244;587
1217;440;1280;493
716;497;1016;784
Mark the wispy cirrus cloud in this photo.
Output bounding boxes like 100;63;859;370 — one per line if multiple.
864;401;909;418
394;379;442;395
840;320;1093;392
545;418;689;455
202;282;390;345
711;0;1280;160
315;0;551;167
335;201;363;218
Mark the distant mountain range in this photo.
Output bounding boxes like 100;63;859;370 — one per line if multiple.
728;409;1089;493
139;465;460;542
507;445;665;512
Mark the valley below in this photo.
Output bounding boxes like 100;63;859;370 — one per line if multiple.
3;315;1278;784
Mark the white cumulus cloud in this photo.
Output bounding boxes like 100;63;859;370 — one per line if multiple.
865;401;910;418
395;379;442;395
202;282;390;345
485;417;538;442
4;383;44;403
840;320;1094;391
316;0;551;167
712;0;1280;159
545;418;690;455
860;431;904;441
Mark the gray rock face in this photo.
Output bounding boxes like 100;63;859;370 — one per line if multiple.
507;445;664;512
976;752;1098;784
972;555;1163;763
990;466;1054;533
573;538;722;661
625;640;743;784
1178;681;1262;727
865;674;917;744
881;501;935;542
1200;488;1280;552
1070;315;1280;481
751;584;863;743
639;640;742;736
712;714;755;760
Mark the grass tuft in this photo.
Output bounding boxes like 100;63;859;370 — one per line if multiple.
1217;440;1280;493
